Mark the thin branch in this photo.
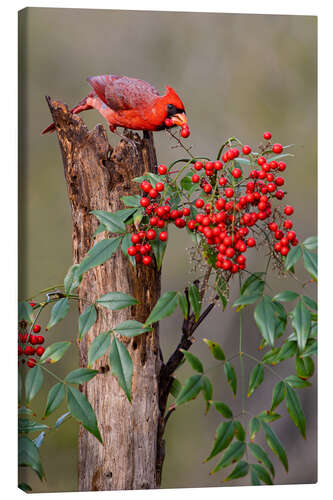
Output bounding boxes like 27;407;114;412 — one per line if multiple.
166;129;195;159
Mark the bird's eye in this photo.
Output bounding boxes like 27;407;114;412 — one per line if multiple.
167;104;174;111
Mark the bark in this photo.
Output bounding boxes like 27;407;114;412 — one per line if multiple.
46;98;162;491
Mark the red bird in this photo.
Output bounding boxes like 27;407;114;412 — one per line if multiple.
42;74;189;140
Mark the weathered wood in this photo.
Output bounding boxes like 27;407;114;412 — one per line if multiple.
46;98;162;490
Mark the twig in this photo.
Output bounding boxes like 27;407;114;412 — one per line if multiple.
166;129;195;159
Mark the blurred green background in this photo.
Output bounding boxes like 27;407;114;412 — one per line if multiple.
18;8;317;492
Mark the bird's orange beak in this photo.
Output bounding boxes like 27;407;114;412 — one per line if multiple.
170;112;188;127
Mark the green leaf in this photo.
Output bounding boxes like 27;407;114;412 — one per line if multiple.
302;295;317;311
96;291;138;310
56;412;71;428
18;406;32;416
180;350;203;373
261;420;288;472
121;233;136;266
18;483;32;492
67;386;102;443
240;272;265;295
300;340;317;358
170;378;182;399
33;430;45;448
180;175;193;191
202;376;213;414
303;236;317;250
144;291;179;326
224;361;237;396
151;239;167;271
233;293;262;308
88;332;111;367
91;210;126;233
79;305;97;339
93;223;106;237
109;336;133;402
178;293;188;319
18;301;34;323
112;208;138;222
254;296;277;346
285;383;306;438
18;436;45;480
249;417;260;441
250;466;261;485
210;441;246;473
234;420;246;441
64;264;82;294
285;375;311;388
211;401;233;419
65;368;98;384
248;364;264;397
292;300;311;352
257;411;282;423
272;300;287;338
262;348;280;365
188;283;201;321
47;298;70;329
271;381;285;411
18;419;49;434
204;421;234;462
296;355;315;379
273;291;299;302
25;366;43;403
39;341;71;364
248;442;275;477
250;463;273;485
223;461;249;482
113;320;152;337
44;383;66;417
303;248;317;281
121;194;141;207
176;374;203;406
285;245;302;270
78;237;121;276
276;341;297;362
203;338;225;360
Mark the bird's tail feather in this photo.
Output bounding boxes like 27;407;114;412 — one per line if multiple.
41;96;92;135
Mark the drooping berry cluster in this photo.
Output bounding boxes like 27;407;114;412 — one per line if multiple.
164;118;190;138
128;133;297;274
18;303;45;368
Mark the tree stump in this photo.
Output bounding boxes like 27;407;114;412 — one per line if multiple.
46;98;162;490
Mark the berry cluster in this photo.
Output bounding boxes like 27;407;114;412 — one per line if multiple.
18;303;45;368
128;133;297;274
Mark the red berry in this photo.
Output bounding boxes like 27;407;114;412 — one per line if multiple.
141;180;152;192
29;302;36;307
195;199;204;209
257;156;266;166
280;246;289;256
149;216;158;226
203;184;212;194
27;358;36;368
18;345;23;356
128;246;137;256
214;161;223;171
164;118;173;127
246;238;256;247
275;177;284;186
268;222;278;232
278;161;286;171
131;234;140;244
140;197;150;207
237;254;246;265
231;264;239;273
275;190;285;200
267;183;276;193
272;143;283;154
36;346;45;357
216;198;225;211
232;168;242;178
219;177;227;186
142;256;152;265
264;131;272;140
192;174;200;183
180;126;190;138
33;324;41;333
30;335;38;345
242;145;251;155
275;230;284;240
283;220;293;230
37;335;44;344
194;161;203;171
175;218;186;228
159;231;168;241
280;237;289;247
146;229;157;240
222;259;232;271
287;231;296;241
284;206;294;216
225;188;234;198
149;188;158;199
155;182;164;192
158;164;167;175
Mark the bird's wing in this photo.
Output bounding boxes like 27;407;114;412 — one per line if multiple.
86;75;160;111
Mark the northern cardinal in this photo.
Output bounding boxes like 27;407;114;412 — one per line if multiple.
42;74;189;141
